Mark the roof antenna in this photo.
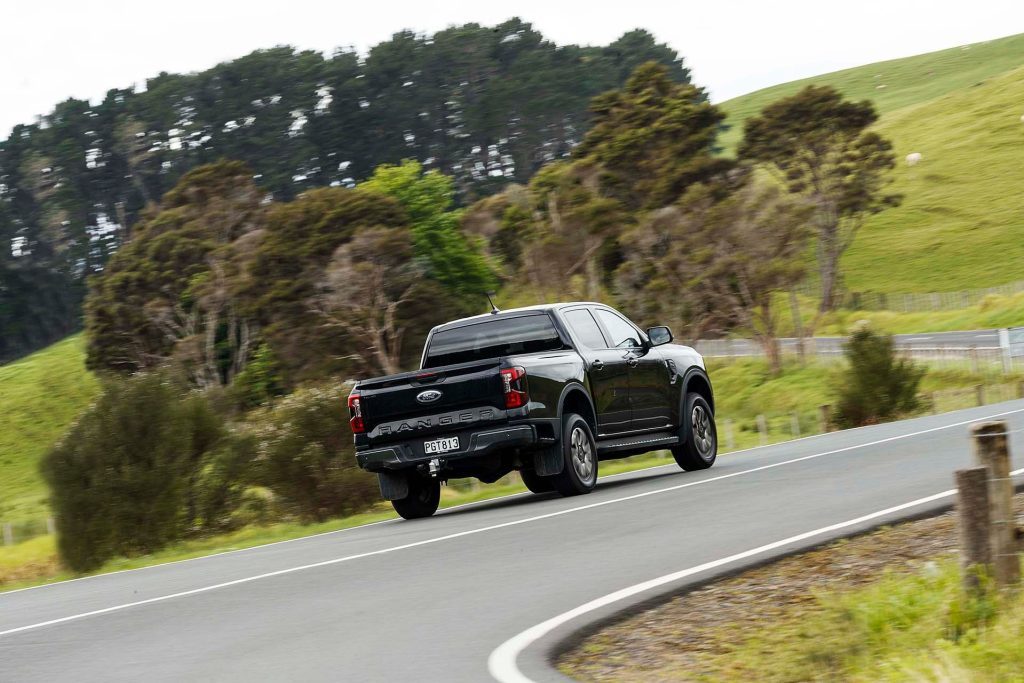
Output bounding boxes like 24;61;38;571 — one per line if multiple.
485;291;500;315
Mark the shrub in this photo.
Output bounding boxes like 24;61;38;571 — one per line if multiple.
41;373;193;572
229;344;285;409
191;430;259;532
833;324;925;428
248;385;378;522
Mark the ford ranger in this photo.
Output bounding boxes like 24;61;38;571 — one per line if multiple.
348;302;716;519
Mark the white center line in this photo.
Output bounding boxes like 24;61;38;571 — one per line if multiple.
2;407;1022;639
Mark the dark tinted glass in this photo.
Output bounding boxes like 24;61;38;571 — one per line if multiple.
423;314;565;367
594;309;642;348
564;309;608;349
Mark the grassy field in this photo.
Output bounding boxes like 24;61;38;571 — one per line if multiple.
0;336;99;524
718;32;1024;152
719;32;1024;293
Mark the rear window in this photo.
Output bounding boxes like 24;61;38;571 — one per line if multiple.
423;314;566;368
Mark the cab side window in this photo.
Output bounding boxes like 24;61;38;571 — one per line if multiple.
564;309;609;349
594;309;642;349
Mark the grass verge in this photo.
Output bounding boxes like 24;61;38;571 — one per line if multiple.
560;496;1024;682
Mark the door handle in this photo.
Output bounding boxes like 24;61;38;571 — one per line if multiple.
591;360;605;371
625;356;638;368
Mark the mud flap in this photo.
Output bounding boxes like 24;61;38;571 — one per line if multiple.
377;471;410;501
533;441;564;476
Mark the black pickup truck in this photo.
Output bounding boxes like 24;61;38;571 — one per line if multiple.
348;302;716;519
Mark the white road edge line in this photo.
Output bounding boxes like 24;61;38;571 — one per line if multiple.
488;465;1024;683
2;407;1022;637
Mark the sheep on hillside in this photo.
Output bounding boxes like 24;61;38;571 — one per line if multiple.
906;152;923;166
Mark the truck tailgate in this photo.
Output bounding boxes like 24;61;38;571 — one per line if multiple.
358;359;507;444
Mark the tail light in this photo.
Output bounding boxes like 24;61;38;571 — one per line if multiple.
347;391;365;434
500;366;528;409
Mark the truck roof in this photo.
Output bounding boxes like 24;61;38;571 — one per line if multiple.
432;301;606;332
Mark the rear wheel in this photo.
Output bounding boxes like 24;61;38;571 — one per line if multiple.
520;467;553;494
551;413;598;496
392;473;441;519
671;393;717;471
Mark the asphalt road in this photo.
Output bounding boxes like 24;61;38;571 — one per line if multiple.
3;400;1024;682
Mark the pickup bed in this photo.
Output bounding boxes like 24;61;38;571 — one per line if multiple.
349;302;716;518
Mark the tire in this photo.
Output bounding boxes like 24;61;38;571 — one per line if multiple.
520;467;554;494
550;413;598;496
392;473;441;519
672;393;717;471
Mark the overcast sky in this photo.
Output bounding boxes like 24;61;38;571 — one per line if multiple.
2;0;1023;138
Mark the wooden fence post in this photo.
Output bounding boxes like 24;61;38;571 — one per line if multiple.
932;391;940;414
790;413;801;439
46;517;56;536
818;404;832;433
756;414;768;446
956;467;992;595
976;384;985;407
2;523;12;546
970;346;979;374
971;421;1020;587
724;419;735;451
1018;380;1024;400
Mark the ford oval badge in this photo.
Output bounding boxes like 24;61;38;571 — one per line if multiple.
416;389;443;404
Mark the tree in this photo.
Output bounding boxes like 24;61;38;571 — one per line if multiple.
573;61;733;210
1;24;691;360
85;161;265;381
522;161;626;299
740;86;901;313
317;226;433;376
617;179;813;375
361;160;496;303
244;185;409;383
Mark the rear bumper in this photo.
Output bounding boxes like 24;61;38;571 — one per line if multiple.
356;424;538;471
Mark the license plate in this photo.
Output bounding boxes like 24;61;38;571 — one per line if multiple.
424;436;460;455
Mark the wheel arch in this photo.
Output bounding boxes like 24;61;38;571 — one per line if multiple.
558;383;597;434
683;367;714;414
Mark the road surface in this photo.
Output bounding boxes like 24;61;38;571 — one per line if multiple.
2;400;1024;682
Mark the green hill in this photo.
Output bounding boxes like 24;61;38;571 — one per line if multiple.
719;33;1024;292
0;336;98;523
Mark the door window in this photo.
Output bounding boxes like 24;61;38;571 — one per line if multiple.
594;309;642;349
564;309;608;349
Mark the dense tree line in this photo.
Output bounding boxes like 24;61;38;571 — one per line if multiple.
0;20;687;362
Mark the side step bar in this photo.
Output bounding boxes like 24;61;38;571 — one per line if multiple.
596;431;679;456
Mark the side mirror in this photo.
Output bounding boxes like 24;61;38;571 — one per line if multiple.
647;326;673;347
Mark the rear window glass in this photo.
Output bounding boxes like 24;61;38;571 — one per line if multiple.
423;314;566;368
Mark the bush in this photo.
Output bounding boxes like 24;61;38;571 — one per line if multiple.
833;324;925;428
191;431;259;532
41;373;193;572
248;385;378;522
229;344;285;409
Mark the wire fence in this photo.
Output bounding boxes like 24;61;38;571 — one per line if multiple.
694;340;1022;379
